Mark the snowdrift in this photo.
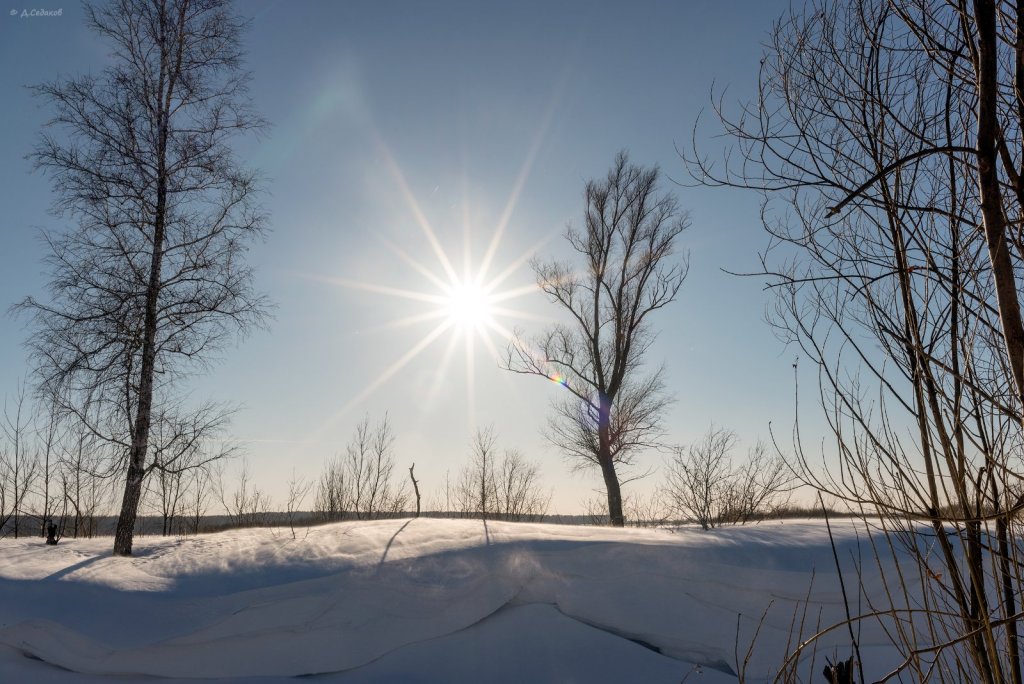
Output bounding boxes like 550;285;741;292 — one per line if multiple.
0;518;902;682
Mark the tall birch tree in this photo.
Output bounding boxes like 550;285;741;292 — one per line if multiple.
20;0;269;555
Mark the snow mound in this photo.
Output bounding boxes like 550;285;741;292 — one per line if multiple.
0;518;894;682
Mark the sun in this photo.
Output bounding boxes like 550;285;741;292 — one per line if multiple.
445;279;495;331
279;76;569;453
299;129;556;428
314;224;540;421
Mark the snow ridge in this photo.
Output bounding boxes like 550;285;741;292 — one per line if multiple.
0;518;884;683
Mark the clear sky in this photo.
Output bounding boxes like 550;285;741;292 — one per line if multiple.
0;0;807;513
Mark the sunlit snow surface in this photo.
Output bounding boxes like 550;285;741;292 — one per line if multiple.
0;519;905;682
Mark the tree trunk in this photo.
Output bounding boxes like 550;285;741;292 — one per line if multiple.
111;222;163;555
112;144;167;556
113;461;145;554
975;0;1024;418
600;456;625;526
409;464;421;518
112;0;185;557
973;7;1024;678
598;397;625;526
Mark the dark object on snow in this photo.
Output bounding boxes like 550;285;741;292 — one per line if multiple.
409;463;421;518
45;520;58;545
823;656;855;684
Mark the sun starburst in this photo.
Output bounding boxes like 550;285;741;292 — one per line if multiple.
276;66;574;462
298;134;559;429
444;278;494;331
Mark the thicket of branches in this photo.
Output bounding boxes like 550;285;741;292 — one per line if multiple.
215;459;271;529
313;415;409;522
0;386;160;540
450;428;550;522
663;425;791;530
688;0;1024;680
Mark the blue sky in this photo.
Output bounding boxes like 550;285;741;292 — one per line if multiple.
0;0;807;512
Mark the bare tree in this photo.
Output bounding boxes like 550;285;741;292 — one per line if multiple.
686;0;1024;679
59;417;112;539
722;440;791;525
314;415;408;522
663;426;735;531
347;415;408;520
454;428;549;522
31;396;62;536
150;461;185;536
495;449;550;522
454;428;499;520
504;152;688;526
283;469;312;539
18;0;269;556
314;452;352;522
663;426;789;530
184;465;211;535
149;404;235;535
216;459;271;529
1;383;38;538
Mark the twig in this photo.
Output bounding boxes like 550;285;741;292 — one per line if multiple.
821;492;865;684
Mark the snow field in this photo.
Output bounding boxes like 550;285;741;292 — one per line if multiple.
0;518;906;682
